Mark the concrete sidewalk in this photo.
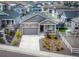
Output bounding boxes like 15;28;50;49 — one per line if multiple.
0;44;71;57
0;50;35;57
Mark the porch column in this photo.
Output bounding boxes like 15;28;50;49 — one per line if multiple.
54;25;56;34
5;20;7;25
0;20;1;29
13;20;15;25
44;24;46;33
38;24;40;35
11;20;13;24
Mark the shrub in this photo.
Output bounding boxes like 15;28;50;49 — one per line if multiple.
5;29;10;35
0;37;5;44
56;47;60;51
10;31;15;36
11;39;18;46
16;30;21;39
43;45;46;48
46;34;51;39
54;36;58;40
61;47;64;50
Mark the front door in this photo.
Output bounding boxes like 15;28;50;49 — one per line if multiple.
40;25;44;32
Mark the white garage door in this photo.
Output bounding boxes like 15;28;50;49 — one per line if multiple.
23;28;38;35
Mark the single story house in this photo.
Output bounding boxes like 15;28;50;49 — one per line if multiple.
21;13;57;35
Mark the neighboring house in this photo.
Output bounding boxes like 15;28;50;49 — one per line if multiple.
52;7;79;19
0;3;21;30
0;3;9;12
0;10;21;29
12;4;25;15
21;13;57;35
70;17;79;33
29;3;43;13
29;1;54;13
60;11;79;27
60;11;79;22
50;7;79;28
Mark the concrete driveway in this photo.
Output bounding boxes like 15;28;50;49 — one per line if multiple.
19;35;44;52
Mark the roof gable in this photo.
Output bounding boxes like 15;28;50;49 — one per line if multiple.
24;15;46;22
40;19;56;25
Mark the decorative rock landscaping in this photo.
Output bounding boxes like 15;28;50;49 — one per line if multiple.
41;33;64;52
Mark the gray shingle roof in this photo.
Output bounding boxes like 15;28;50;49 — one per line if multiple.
0;10;20;19
25;15;46;22
22;12;58;24
72;17;79;23
22;12;48;22
12;4;24;9
63;11;79;18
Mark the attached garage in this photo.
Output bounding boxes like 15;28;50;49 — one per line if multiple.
23;28;38;35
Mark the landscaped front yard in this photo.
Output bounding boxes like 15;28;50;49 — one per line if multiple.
39;32;71;55
0;27;22;47
11;29;22;46
40;33;64;52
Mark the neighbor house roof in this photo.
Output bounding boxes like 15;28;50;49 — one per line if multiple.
71;17;79;23
0;10;20;19
13;4;24;9
62;11;79;18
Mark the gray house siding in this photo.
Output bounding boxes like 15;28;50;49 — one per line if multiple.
0;20;1;29
14;16;21;25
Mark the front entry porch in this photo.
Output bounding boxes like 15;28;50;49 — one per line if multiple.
1;20;14;28
39;24;56;34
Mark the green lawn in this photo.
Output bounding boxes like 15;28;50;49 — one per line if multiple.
58;28;68;33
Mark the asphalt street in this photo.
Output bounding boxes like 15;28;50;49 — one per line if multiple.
0;50;36;57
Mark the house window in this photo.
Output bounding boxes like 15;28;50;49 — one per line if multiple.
39;9;41;11
47;25;54;31
44;3;48;5
75;27;79;29
66;18;71;22
44;8;47;11
0;5;2;11
49;10;52;13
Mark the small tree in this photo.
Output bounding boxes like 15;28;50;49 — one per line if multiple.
16;30;21;39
